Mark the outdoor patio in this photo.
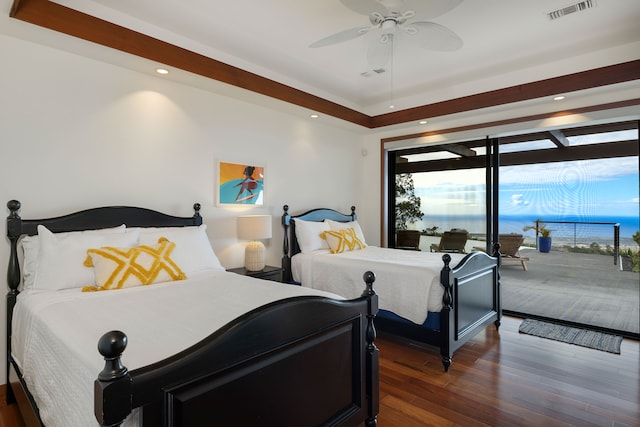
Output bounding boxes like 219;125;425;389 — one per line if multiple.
417;235;639;338
499;247;639;338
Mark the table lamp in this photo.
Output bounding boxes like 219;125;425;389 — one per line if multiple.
237;215;272;271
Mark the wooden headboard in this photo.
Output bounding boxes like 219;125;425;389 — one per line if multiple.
6;200;202;292
280;204;356;282
5;200;203;357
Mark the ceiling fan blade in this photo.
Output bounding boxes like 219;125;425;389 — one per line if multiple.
341;0;463;19
309;26;371;48
398;0;464;19
340;0;388;16
404;21;463;51
366;35;393;68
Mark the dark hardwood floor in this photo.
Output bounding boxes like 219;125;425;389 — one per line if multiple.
376;315;639;426
0;388;23;427
1;315;637;426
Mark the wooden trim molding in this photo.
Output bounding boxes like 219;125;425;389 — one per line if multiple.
9;0;372;128
381;98;640;143
372;62;640;128
9;0;640;129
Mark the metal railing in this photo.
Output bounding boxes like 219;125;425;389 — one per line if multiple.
531;219;621;265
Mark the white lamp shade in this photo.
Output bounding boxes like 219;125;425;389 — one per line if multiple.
237;215;272;240
237;215;272;271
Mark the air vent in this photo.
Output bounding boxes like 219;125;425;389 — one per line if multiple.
548;0;596;20
360;68;386;77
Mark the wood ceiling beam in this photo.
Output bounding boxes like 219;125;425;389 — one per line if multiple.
371;61;640;128
562;120;639;136
441;144;477;157
501;139;638;166
9;0;373;128
396;140;638;173
547;130;570;147
382;102;640;144
9;0;640;129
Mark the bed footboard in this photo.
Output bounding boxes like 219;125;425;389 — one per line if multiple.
96;273;379;427
439;245;501;371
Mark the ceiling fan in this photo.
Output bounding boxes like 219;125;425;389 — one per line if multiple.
310;0;464;68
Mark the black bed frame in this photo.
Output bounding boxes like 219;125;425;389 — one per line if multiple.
281;205;502;372
6;200;379;426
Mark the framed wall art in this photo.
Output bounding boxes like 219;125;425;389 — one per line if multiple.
217;161;265;206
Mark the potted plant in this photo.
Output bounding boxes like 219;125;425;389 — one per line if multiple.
523;220;552;253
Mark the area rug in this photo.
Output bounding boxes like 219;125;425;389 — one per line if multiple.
519;319;623;354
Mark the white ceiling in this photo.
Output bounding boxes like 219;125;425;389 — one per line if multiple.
4;0;640;127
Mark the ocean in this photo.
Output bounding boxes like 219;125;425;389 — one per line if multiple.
415;215;639;248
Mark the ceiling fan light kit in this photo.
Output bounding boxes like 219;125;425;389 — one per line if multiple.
310;0;465;112
310;0;464;60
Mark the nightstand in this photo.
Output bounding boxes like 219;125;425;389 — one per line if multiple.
227;265;283;283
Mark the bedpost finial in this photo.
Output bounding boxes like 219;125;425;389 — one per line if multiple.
442;253;451;266
283;205;289;213
96;331;132;426
362;271;376;296
193;203;201;216
7;200;20;216
97;331;128;381
492;242;501;257
351;206;356;214
363;270;375;285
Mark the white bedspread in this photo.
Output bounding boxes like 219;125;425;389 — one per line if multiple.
11;270;341;427
292;246;465;324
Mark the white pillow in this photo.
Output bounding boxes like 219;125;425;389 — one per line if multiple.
135;224;224;273
21;225;126;290
325;219;367;246
293;219;330;253
34;225;137;291
20;235;40;291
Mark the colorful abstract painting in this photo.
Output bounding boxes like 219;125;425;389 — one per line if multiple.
217;161;265;205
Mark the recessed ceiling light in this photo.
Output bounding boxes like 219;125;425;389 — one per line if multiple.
389;104;395;109
156;68;169;75
419;120;428;125
553;95;565;101
310;114;319;119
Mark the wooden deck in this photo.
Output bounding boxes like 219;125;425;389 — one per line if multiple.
501;248;640;337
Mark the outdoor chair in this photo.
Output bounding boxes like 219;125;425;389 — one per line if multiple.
396;230;421;251
430;229;468;253
498;233;529;271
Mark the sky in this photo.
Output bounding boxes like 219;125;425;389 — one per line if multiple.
500;157;639;218
413;157;639;218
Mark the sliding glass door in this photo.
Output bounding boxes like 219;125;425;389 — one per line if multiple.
386;137;495;253
383;120;639;338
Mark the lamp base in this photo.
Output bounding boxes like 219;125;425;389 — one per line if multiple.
245;241;266;271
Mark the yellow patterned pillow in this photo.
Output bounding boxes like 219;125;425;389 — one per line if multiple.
321;227;366;254
82;237;186;292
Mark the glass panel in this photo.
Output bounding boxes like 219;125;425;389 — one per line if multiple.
499;139;555;153
394;156;486;253
499;155;639;336
400;152;460;162
387;120;638;336
569;129;636;146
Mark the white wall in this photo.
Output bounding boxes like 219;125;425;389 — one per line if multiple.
0;33;370;383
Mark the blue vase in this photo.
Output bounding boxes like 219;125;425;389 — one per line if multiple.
538;237;552;253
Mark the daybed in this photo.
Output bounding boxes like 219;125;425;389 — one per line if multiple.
281;205;501;371
6;200;379;427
